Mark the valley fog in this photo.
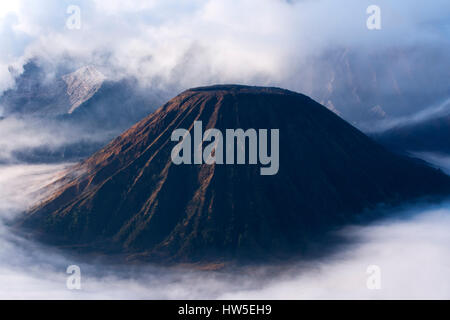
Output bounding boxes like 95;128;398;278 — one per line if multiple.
0;163;449;299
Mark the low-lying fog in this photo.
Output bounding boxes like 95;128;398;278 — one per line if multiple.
1;162;449;299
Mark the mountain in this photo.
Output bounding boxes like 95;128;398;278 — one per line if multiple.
0;61;106;117
373;113;450;155
0;60;168;127
62;65;105;114
19;85;450;263
0;60;71;116
0;60;169;162
62;77;169;131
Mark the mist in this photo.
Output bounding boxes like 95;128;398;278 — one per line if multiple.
361;97;450;133
0;116;118;163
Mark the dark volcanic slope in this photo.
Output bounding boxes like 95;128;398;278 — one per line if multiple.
373;114;450;155
21;85;450;262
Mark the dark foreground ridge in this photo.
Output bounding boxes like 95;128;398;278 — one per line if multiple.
18;84;450;263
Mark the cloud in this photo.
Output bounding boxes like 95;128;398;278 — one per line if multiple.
219;204;450;299
0;163;70;218
0;116;115;163
361;97;450;132
0;0;448;124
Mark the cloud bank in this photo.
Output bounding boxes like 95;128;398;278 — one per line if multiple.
1;0;449;123
0;116;115;163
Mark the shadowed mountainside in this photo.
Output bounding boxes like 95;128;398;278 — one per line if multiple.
373;113;450;155
19;85;450;263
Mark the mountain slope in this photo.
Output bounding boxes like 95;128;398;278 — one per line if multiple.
0;62;106;116
20;85;450;263
62;65;105;114
373;113;450;155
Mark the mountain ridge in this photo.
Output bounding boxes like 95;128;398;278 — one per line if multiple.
62;65;106;114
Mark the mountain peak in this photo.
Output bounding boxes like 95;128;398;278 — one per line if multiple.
62;65;105;114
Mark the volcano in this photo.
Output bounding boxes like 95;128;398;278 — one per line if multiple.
20;85;450;263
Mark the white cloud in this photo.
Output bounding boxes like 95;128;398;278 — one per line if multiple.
362;97;450;132
1;0;449;96
0;116;115;162
0;2;20;19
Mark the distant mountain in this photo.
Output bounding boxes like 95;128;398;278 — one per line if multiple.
1;62;106;116
19;85;450;263
0;60;71;116
373;113;450;155
61;77;169;131
0;60;170;162
306;47;450;125
0;60;168;128
62;65;105;114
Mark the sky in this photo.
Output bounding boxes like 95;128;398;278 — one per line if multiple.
0;0;449;123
